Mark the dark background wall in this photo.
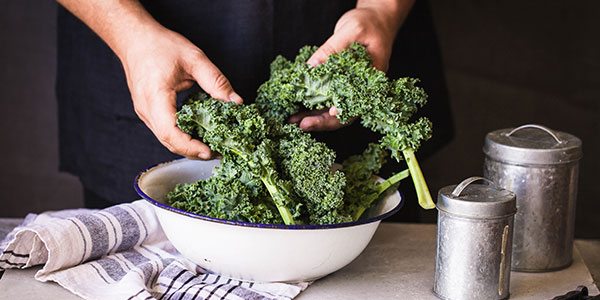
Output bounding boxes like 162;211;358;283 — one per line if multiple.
1;1;598;237
1;1;83;214
421;1;599;238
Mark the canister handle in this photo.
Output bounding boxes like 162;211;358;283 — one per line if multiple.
505;124;562;144
451;177;497;197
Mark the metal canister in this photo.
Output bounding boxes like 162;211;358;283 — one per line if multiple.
434;177;516;300
483;124;582;272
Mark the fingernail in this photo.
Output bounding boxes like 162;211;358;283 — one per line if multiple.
198;152;211;160
307;58;318;67
229;93;243;104
329;107;338;116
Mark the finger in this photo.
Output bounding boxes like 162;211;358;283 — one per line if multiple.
361;39;392;72
299;110;344;132
149;88;214;159
371;57;389;72
288;114;302;124
307;35;352;67
288;108;329;124
185;50;243;104
329;106;339;116
183;150;219;161
173;80;195;92
363;41;390;72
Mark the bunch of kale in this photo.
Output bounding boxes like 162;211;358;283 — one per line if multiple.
166;43;433;225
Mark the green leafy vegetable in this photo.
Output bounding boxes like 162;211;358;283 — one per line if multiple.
167;43;434;225
256;43;434;209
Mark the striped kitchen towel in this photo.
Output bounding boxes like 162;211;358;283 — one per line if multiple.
0;200;308;300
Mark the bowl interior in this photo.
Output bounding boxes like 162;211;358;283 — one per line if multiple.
135;158;402;228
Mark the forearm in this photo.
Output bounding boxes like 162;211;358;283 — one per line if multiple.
56;0;163;61
356;0;415;35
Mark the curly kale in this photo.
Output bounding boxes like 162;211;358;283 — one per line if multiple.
167;43;435;225
256;43;434;209
168;160;281;224
171;95;351;225
174;95;302;224
275;124;349;224
342;143;410;220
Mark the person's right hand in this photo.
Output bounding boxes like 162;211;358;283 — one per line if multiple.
120;27;242;159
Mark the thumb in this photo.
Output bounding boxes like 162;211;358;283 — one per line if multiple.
186;51;243;104
307;35;352;67
144;88;213;159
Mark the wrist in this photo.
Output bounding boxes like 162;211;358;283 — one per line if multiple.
356;0;414;35
111;15;166;63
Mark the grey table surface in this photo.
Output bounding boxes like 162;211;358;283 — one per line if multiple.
0;219;598;300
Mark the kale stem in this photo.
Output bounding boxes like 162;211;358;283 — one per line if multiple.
230;146;297;225
260;176;296;225
376;169;410;194
352;169;410;221
352;204;368;221
402;149;435;209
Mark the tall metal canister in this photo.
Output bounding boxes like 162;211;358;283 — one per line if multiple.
434;177;516;300
483;124;582;272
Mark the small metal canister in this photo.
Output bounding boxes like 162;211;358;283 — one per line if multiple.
434;177;516;300
483;124;582;272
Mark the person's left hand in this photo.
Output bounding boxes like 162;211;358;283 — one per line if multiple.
290;6;402;131
288;107;342;132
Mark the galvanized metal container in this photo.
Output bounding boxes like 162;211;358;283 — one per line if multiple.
434;177;516;300
483;124;582;272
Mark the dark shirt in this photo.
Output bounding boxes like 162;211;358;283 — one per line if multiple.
56;0;453;218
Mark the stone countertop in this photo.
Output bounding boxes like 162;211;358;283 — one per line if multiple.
297;224;599;300
0;220;598;299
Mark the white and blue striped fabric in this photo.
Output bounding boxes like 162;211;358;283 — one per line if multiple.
0;201;308;300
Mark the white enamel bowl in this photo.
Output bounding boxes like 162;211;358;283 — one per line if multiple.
135;158;402;282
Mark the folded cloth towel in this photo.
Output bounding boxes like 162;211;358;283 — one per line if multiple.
0;200;308;300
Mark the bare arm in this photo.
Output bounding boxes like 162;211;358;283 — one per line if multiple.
57;0;242;159
56;0;156;59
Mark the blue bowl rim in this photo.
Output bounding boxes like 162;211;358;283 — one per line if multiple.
134;159;404;230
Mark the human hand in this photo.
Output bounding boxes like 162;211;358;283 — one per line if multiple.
120;27;242;159
293;2;411;131
288;107;342;132
308;7;400;72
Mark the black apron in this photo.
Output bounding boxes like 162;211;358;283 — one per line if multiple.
57;0;453;219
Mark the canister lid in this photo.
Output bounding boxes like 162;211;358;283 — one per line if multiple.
484;124;582;165
437;177;516;219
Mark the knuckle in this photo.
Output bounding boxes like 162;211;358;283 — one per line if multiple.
354;23;367;35
211;72;230;94
130;88;145;103
189;49;207;61
161;141;175;153
156;130;173;147
133;104;144;117
132;102;150;122
186;49;207;73
181;144;196;157
320;43;337;57
130;90;148;111
346;18;367;35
